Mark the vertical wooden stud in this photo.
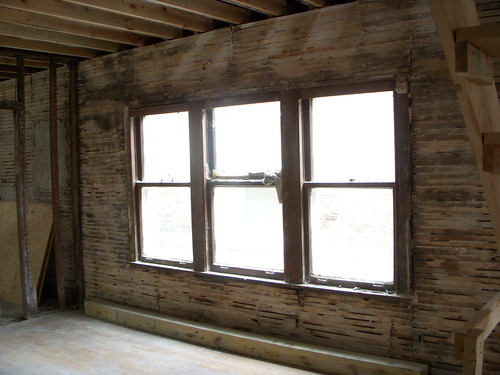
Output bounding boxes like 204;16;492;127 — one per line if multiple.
15;54;37;318
50;58;66;308
69;61;84;304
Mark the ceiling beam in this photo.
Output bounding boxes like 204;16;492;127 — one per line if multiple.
0;6;149;46
456;23;500;57
0;36;99;58
0;48;81;63
63;0;213;33
0;0;182;39
0;56;50;69
222;0;286;16
298;0;327;7
0;22;122;52
0;64;41;74
149;0;251;24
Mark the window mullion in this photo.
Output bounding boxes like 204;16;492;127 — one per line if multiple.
188;101;209;272
280;90;305;284
394;92;412;294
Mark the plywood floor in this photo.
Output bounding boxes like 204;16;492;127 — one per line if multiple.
0;309;321;375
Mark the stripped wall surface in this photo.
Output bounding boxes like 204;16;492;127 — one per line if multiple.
0;68;77;303
1;0;497;373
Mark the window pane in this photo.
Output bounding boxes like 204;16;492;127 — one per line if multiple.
311;91;395;183
213;187;283;271
309;188;393;283
142;112;190;182
213;102;281;176
141;187;193;262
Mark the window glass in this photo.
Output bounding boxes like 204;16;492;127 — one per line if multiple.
142;112;190;182
309;187;394;283
212;186;283;272
311;91;394;183
212;102;281;176
141;187;193;262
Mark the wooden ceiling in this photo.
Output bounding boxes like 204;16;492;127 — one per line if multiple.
0;0;354;81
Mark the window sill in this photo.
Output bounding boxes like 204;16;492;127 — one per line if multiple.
130;260;414;305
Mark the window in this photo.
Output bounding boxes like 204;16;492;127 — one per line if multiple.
129;82;411;294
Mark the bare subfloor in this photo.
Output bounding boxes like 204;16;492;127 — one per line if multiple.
0;309;320;375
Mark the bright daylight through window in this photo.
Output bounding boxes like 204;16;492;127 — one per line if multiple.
130;83;409;293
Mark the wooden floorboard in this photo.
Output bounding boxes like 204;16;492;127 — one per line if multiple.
0;309;320;375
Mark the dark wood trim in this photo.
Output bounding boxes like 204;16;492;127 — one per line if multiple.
69;61;85;304
0;100;22;110
14;54;37;319
280;89;305;284
50;58;66;309
211;264;284;280
304;182;395;189
189;101;208;272
129;103;188;117
204;92;279;109
300;80;394;100
393;92;412;295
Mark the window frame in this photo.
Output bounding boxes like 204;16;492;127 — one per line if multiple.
127;81;411;295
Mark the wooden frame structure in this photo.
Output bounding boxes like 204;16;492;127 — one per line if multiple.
455;292;500;375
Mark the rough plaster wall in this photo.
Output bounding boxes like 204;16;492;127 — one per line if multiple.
0;68;77;303
76;1;499;374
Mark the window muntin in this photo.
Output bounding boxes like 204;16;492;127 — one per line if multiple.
130;84;409;294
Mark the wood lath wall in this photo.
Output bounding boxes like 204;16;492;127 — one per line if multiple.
0;67;78;303
0;0;499;373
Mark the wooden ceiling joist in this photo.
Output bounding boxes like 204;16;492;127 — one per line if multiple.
0;36;99;59
0;6;149;46
0;0;182;39
0;64;41;74
150;0;251;24
63;0;214;33
0;22;122;53
223;0;287;16
299;0;328;7
0;57;50;69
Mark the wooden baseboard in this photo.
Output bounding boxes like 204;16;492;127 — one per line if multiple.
85;299;427;375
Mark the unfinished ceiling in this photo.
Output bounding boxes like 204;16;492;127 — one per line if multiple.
0;0;356;81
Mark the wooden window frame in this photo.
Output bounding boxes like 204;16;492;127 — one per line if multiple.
127;81;411;295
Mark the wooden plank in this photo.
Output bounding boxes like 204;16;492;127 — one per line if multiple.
456;23;500;57
188;101;208;272
0;22;122;52
299;0;327;7
0;0;182;39
455;41;494;85
0;100;22;110
69;62;85;305
50;59;66;309
14;54;38;319
280;90;304;284
150;0;251;24
0;56;50;69
85;300;428;375
64;0;213;33
223;0;286;16
0;36;99;59
0;202;52;305
0;6;149;46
